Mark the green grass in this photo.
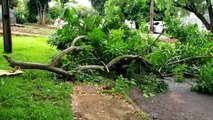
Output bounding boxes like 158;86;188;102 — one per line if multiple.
0;36;73;120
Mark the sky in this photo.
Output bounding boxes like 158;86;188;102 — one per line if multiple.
77;0;91;7
49;0;92;7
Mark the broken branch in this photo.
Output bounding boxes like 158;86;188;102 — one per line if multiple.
107;55;141;68
50;35;87;67
168;56;213;65
78;65;105;72
3;55;69;76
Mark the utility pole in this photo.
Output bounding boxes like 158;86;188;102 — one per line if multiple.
150;0;154;34
2;0;12;53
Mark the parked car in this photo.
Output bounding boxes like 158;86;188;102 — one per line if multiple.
147;21;166;33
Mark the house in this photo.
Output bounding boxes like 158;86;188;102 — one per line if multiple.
0;5;16;28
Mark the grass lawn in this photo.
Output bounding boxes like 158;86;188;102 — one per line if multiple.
0;36;73;120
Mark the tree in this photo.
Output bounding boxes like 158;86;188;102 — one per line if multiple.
150;0;154;33
0;0;18;9
28;0;50;25
156;0;213;32
104;0;165;29
75;5;97;19
2;0;12;53
89;0;107;15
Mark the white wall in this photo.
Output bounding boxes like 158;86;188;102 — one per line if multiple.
181;12;209;31
0;5;16;24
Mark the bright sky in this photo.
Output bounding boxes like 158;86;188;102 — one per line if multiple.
77;0;91;7
49;0;92;8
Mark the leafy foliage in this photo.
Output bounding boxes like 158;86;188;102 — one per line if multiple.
162;18;213;93
192;63;213;94
48;5;63;20
111;75;136;102
15;9;28;24
172;64;187;82
104;0;166;28
89;0;107;14
48;7;167;97
75;5;97;19
27;0;38;23
48;6;213;96
27;0;51;24
90;0;165;26
0;0;18;8
156;0;213;32
136;74;168;97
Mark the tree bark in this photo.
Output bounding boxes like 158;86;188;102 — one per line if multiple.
150;0;154;34
135;22;140;29
3;55;69;76
2;0;12;53
50;36;87;66
37;2;46;26
168;56;213;65
174;1;213;32
3;35;163;80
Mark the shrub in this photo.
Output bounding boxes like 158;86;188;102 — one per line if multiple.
135;74;168;97
192;63;213;94
48;6;62;20
112;75;136;101
45;13;52;24
47;7;213;96
27;13;38;23
16;10;28;24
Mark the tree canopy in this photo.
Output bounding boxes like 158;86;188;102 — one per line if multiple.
156;0;213;32
27;0;50;25
0;0;18;8
89;0;107;14
104;0;165;29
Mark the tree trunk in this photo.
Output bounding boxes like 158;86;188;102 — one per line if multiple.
135;22;139;29
210;24;213;33
206;0;213;32
174;1;213;33
41;12;45;25
37;2;46;26
2;0;12;53
195;12;212;32
150;0;154;34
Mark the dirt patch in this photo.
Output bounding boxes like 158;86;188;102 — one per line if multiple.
129;78;213;120
72;84;146;120
151;34;177;43
0;24;56;37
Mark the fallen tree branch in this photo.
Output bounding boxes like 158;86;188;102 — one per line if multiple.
3;55;69;76
77;55;142;72
144;29;164;54
107;55;143;68
4;53;163;79
3;36;87;78
50;35;87;67
71;35;87;46
101;61;110;73
3;35;163;80
168;56;213;65
50;46;76;67
78;55;163;78
78;65;105;72
0;69;24;76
